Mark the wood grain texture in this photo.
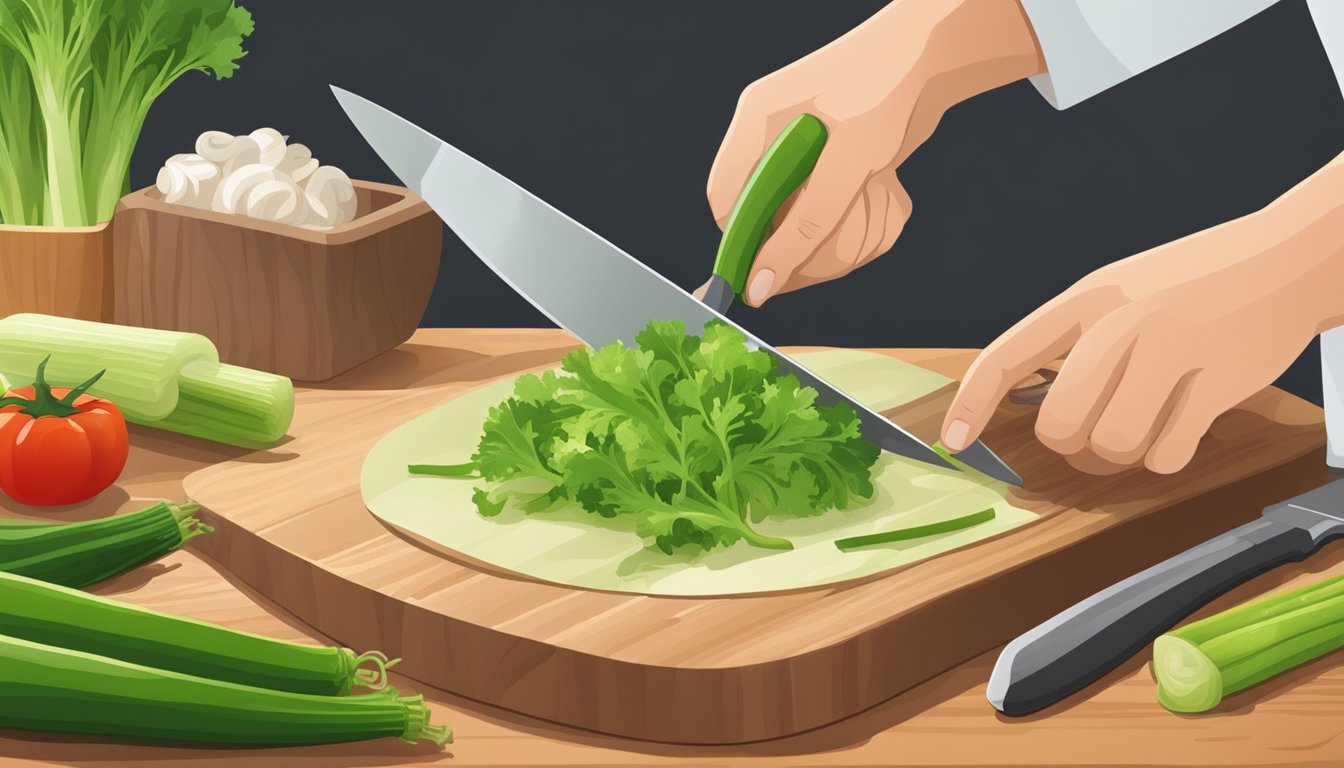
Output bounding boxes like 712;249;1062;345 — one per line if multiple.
181;330;1331;744
1;331;1342;766
0;222;113;322
112;181;442;381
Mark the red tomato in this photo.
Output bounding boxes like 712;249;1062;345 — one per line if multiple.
0;385;129;506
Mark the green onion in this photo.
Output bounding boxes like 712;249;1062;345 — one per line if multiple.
1153;572;1344;713
0;634;451;747
0;313;293;447
0;570;396;696
409;463;477;477
0;501;211;588
835;507;996;551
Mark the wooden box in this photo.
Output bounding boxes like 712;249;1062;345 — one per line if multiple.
0;222;114;322
113;181;442;381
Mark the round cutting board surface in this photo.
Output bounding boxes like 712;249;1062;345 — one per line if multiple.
361;349;1036;596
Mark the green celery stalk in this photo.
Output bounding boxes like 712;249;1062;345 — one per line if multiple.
0;1;253;227
0;41;45;225
157;360;295;447
1153;572;1344;713
0;314;292;447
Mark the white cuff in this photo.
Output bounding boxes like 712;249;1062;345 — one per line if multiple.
1019;0;1280;110
1322;328;1344;469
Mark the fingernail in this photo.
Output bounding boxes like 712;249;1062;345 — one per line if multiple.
747;269;776;305
944;419;971;452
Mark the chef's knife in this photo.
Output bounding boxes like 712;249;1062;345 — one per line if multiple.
988;476;1344;716
331;86;1021;485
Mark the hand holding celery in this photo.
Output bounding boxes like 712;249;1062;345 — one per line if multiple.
0;314;293;447
1154;571;1344;713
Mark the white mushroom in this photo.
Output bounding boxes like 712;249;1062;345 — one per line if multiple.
212;162;279;215
245;177;308;224
169;128;360;228
302;165;357;227
195;131;261;176
156;153;220;208
275;143;318;183
249;127;287;167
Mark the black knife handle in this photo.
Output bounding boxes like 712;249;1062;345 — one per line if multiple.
987;516;1317;716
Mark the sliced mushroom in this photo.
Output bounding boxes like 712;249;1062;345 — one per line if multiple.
276;143;318;184
249;127;288;167
245;177;309;224
195;131;262;176
303;165;357;227
156;153;221;208
213;163;279;215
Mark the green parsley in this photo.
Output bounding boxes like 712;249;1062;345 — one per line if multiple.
411;320;880;555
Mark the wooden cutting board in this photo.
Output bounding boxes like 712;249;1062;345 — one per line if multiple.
184;330;1330;744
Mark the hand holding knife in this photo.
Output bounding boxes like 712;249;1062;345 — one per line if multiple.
332;88;1022;486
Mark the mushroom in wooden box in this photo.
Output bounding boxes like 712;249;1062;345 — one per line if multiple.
114;129;442;381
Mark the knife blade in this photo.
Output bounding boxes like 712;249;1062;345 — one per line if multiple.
331;85;1021;484
987;476;1344;716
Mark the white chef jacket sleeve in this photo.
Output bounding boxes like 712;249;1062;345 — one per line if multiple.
1308;0;1344;469
1019;0;1281;109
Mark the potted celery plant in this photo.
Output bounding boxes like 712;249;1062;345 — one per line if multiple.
0;1;253;322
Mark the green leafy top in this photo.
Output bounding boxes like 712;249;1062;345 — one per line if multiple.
0;0;253;226
457;320;880;555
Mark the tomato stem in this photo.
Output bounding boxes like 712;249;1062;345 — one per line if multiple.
0;356;108;419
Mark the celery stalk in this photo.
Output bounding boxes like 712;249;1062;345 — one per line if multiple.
0;314;292;448
1153;572;1344;713
157;360;294;447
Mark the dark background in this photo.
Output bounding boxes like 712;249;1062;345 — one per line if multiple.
131;0;1344;403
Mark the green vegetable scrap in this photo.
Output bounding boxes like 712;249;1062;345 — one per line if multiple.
1153;571;1344;713
0;1;254;226
412;320;881;554
834;507;996;551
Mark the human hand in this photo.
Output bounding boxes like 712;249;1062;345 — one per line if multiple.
941;155;1344;474
705;0;1043;306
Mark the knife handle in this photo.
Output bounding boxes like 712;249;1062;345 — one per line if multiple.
713;114;828;298
987;516;1317;716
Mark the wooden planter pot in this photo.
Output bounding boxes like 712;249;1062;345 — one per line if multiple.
0;222;114;322
114;181;442;381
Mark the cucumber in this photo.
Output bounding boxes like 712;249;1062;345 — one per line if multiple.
0;570;395;696
0;501;211;588
0;633;451;747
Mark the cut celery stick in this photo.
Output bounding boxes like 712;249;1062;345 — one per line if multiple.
0;314;292;447
1153;571;1344;713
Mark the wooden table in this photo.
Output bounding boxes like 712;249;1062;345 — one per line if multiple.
4;329;1343;768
